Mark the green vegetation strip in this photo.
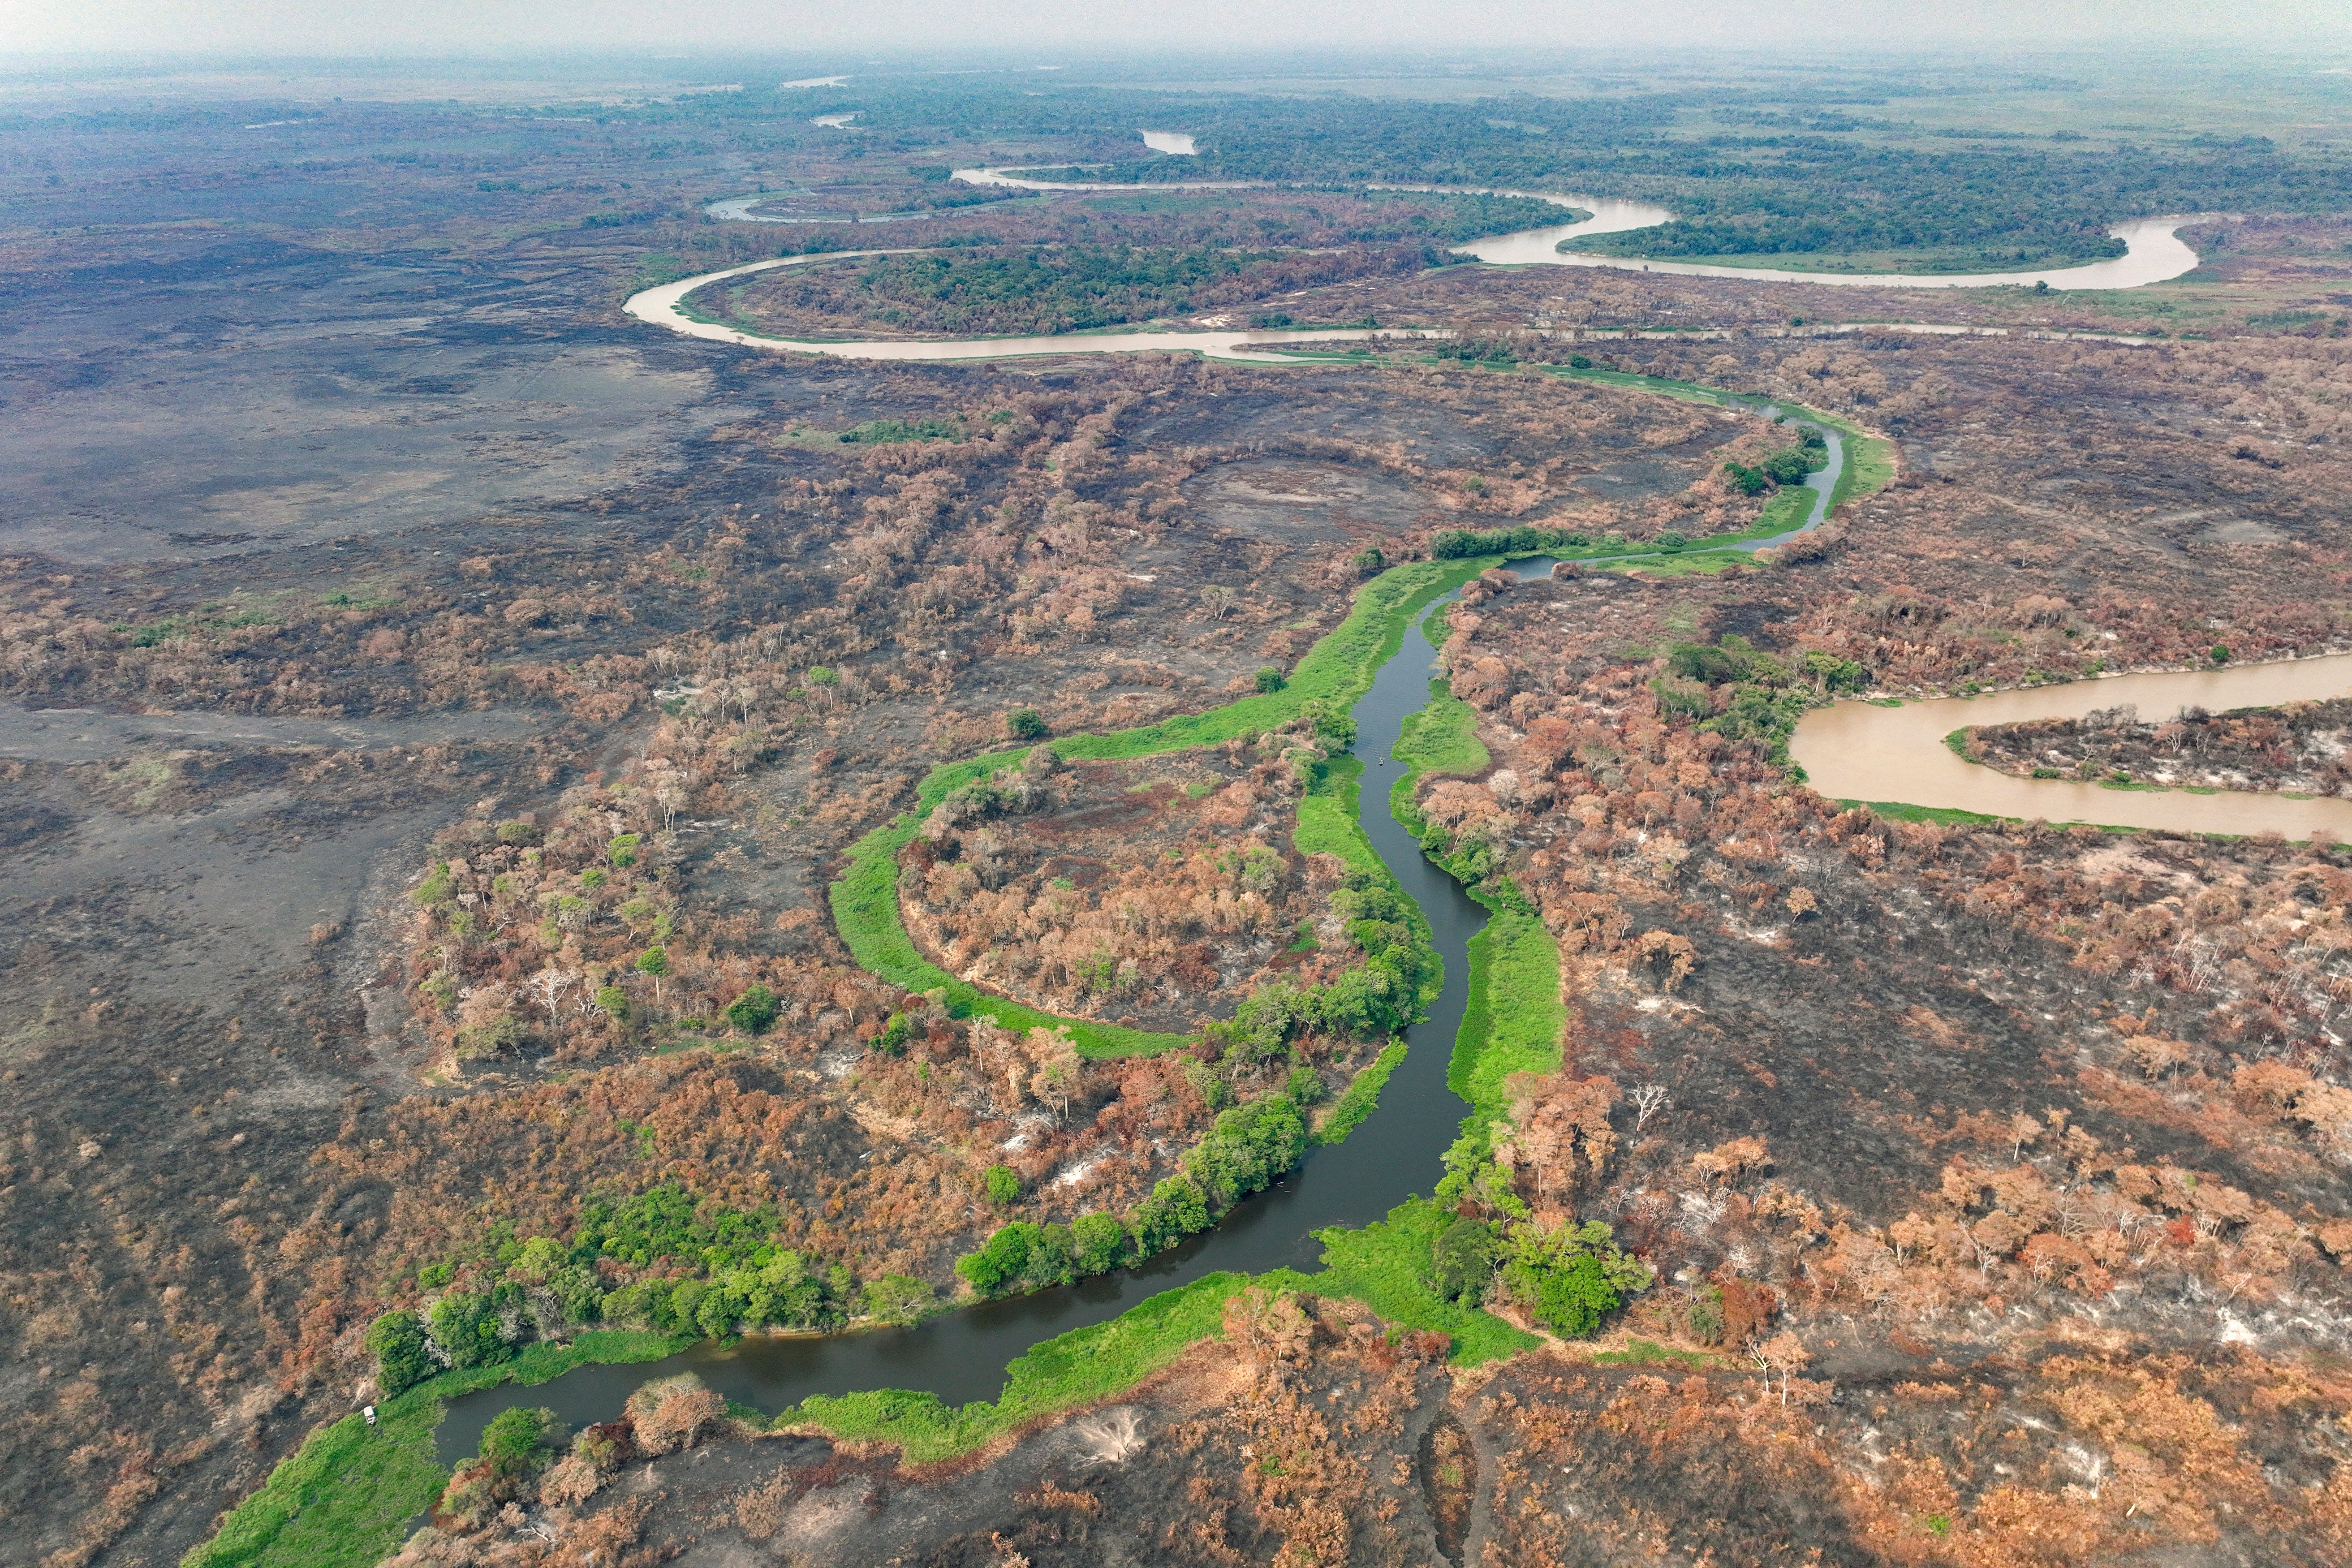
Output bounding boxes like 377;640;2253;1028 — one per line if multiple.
1450;903;1566;1130
1382;671;1564;1130
1297;751;1439;1143
830;558;1486;1059
1280;1199;1540;1366
774;1270;1241;1461
781;1196;1536;1463
183;1331;687;1568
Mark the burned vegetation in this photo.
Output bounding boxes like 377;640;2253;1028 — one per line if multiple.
1965;698;2352;795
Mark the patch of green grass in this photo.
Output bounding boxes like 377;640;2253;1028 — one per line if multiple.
775;1271;1243;1462
1388;676;1489;832
831;561;1485;1059
1943;728;1977;760
1591;1336;1716;1368
1832;430;1898;513
1611;548;1754;578
1450;900;1565;1131
1836;798;2009;827
1316;1040;1405;1145
183;1331;687;1568
1296;1199;1540;1366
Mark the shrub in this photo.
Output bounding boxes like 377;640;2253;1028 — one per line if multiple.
1687;1287;1726;1345
724;983;780;1034
1285;1064;1327;1105
873;1012;913;1055
594;985;629;1023
1254;666;1287;693
413;862;455;907
1353;546;1386;575
1005;706;1048;741
984;1163;1021;1207
1531;1255;1620;1335
608;832;642;867
496;820;541;846
456;1014;526;1058
479;1406;556;1478
629;1375;725;1454
427;1287;523;1370
1130;1174;1211;1253
364;1309;434;1394
1499;1219;1650;1338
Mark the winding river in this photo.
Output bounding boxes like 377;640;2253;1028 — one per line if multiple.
435;562;1568;1461
640;178;2204;365
434;376;1856;1458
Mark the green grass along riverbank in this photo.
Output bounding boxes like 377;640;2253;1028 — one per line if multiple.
181;1331;690;1568
191;1198;1530;1568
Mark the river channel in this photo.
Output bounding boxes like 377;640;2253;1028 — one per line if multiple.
1793;656;2352;838
634;190;2201;362
437;562;1550;1462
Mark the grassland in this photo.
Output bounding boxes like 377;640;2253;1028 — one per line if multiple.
1449;902;1567;1130
181;1331;688;1568
1288;1199;1541;1366
775;1271;1245;1463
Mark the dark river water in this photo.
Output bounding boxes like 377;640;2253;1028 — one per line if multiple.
432;586;1493;1463
432;409;1848;1465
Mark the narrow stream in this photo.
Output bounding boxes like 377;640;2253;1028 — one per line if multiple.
435;586;1502;1463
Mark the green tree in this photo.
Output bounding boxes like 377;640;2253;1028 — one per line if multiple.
1130;1174;1211;1253
1532;1254;1620;1336
984;1163;1021;1207
594;985;629;1024
956;1221;1041;1294
607;832;642;867
1254;666;1286;693
861;1273;935;1324
365;1309;435;1395
1432;1217;1497;1304
1072;1211;1129;1275
635;945;670;1000
478;1406;556;1479
725;982;779;1034
873;1012;913;1055
1005;706;1048;741
427;1289;518;1370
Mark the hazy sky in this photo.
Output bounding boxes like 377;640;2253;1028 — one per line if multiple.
4;0;2348;59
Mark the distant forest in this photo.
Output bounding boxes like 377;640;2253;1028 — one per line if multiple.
638;81;2352;267
738;242;1434;335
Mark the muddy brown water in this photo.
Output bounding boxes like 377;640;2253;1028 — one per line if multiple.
1792;657;2352;838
